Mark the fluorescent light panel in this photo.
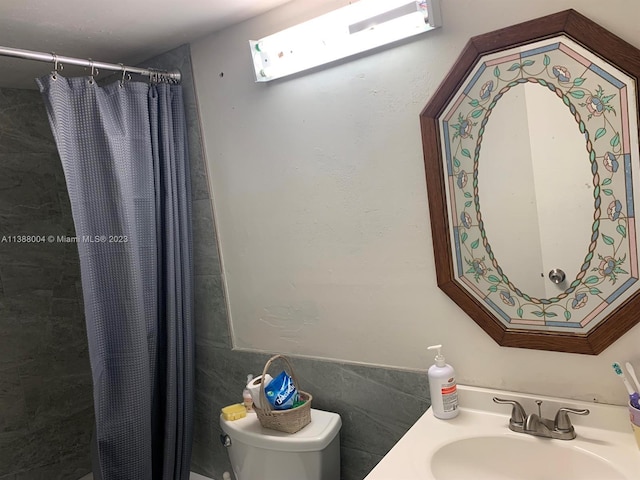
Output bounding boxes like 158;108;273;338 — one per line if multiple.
249;0;442;82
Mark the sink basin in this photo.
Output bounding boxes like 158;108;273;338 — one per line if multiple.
364;385;640;480
430;435;626;480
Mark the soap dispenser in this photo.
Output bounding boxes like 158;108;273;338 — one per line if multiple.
427;344;459;419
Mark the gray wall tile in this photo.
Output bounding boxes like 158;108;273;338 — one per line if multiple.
0;366;27;433
192;198;221;276
0;87;93;479
194;274;231;348
0;90;58;155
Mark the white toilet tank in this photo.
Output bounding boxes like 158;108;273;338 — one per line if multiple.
220;408;342;480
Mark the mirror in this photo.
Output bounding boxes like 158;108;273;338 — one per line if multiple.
478;80;593;300
420;10;640;354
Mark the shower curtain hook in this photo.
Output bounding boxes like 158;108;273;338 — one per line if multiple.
119;64;131;88
148;68;160;84
51;53;63;80
88;59;98;84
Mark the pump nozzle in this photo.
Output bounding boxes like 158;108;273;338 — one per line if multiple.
428;344;446;367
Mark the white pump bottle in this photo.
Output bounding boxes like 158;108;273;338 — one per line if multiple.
427;344;459;419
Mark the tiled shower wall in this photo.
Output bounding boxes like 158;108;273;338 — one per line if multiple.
148;45;431;480
0;88;93;479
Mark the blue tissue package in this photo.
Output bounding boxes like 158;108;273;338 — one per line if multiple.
264;370;299;410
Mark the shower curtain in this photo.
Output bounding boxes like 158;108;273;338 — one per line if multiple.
36;74;194;480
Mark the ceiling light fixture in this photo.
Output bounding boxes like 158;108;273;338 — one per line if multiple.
249;0;442;82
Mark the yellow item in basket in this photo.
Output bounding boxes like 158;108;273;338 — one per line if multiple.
222;403;247;421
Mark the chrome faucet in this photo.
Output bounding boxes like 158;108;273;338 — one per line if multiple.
493;397;590;440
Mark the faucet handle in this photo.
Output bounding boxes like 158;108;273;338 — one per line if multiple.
554;407;590;432
493;397;526;427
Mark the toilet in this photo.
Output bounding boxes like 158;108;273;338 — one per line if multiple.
220;408;342;480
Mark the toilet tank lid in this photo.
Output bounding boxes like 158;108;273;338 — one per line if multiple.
220;408;342;452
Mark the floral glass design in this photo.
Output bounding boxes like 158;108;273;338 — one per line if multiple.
439;36;640;333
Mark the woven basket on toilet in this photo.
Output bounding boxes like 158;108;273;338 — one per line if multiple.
253;354;312;433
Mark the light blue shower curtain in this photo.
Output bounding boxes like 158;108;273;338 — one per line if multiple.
36;74;194;480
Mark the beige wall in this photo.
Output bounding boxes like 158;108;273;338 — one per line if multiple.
191;0;640;404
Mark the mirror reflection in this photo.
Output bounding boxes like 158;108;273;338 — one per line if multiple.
478;82;593;299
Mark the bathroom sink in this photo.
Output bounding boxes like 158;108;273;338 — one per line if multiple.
430;435;625;480
364;386;640;480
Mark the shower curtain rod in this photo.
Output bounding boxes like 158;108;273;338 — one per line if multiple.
0;45;181;83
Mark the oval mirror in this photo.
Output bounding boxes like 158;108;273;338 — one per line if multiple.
478;79;594;301
420;10;640;354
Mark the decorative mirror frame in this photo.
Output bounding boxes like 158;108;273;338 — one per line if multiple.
420;10;640;354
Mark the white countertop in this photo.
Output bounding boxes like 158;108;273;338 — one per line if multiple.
364;385;640;480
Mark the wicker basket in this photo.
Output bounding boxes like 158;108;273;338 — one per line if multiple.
253;354;312;433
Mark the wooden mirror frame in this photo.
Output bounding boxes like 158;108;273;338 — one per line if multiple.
420;9;640;354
